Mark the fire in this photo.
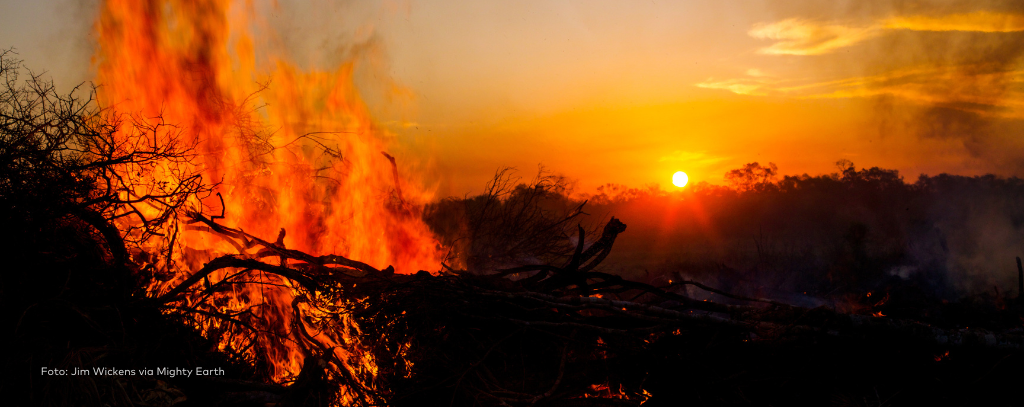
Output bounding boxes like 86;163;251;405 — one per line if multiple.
584;383;650;403
94;0;439;392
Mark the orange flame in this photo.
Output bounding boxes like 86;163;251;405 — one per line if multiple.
94;0;439;388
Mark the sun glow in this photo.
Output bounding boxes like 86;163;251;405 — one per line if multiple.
672;171;689;188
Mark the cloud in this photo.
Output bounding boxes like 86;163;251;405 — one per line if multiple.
749;18;881;56
883;11;1024;33
802;66;1024;116
751;11;1024;55
700;65;1024;117
695;78;769;96
726;3;1024;171
695;69;783;96
703;9;1024;118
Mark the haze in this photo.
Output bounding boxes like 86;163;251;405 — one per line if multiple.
2;0;1022;195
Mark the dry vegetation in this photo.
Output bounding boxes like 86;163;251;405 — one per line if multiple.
6;52;1024;407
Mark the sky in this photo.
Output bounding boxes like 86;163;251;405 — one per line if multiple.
2;0;1023;196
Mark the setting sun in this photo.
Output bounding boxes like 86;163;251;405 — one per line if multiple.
672;171;689;188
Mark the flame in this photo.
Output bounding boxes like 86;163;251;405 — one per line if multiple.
584;383;648;402
94;0;439;390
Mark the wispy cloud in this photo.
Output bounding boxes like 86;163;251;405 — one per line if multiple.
803;66;1024;117
749;18;881;56
696;69;783;96
883;11;1024;33
751;11;1024;56
700;10;1024;117
698;64;1024;118
695;79;768;96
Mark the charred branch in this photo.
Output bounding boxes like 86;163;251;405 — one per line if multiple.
382;151;405;206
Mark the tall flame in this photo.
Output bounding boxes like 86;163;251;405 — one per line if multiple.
94;0;439;387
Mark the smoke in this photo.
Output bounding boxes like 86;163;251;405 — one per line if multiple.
711;2;1018;171
252;0;415;117
555;166;1024;306
910;174;1024;295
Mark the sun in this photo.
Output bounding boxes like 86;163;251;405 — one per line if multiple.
672;171;689;188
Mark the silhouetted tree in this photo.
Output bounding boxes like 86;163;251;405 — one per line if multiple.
1;49;211;406
725;161;778;192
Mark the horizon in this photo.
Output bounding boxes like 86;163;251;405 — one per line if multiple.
2;0;1022;197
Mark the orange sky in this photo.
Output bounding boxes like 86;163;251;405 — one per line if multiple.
3;0;1023;196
